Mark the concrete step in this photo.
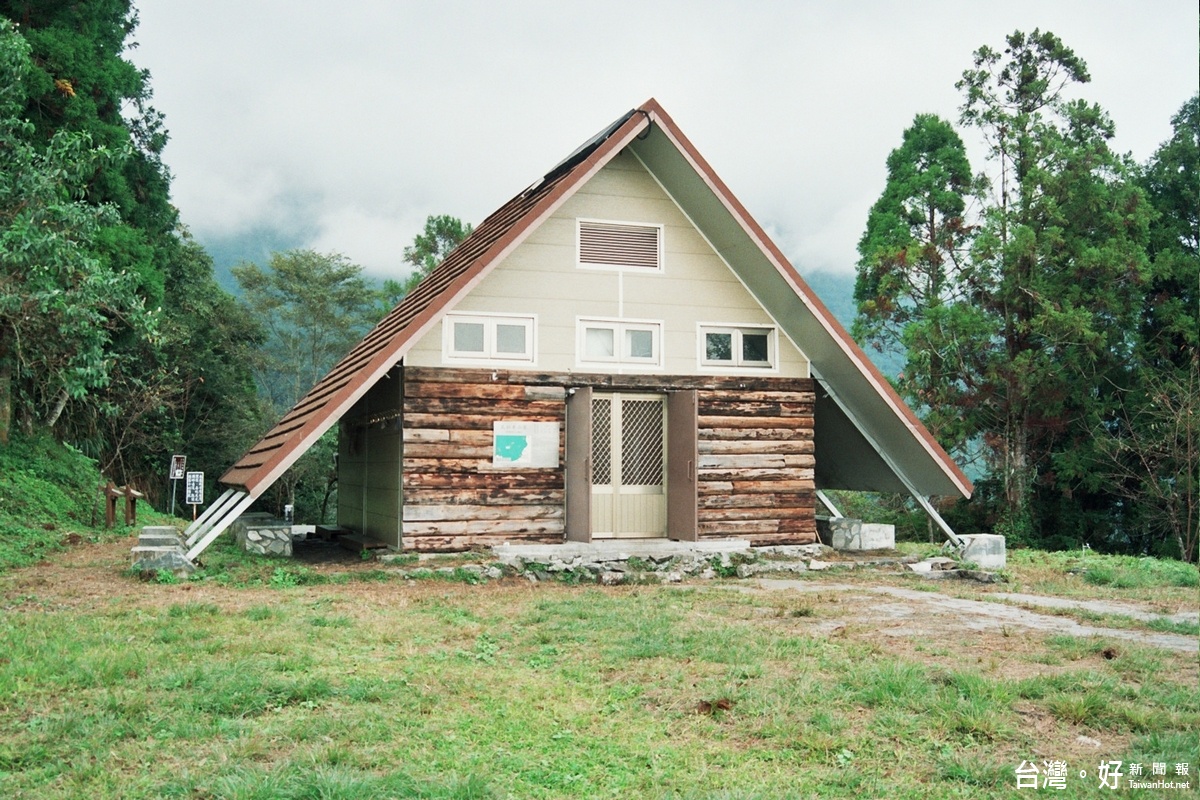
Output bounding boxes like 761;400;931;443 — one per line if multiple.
130;545;195;575
139;535;185;548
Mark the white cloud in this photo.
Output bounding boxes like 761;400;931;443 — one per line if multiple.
134;0;1200;277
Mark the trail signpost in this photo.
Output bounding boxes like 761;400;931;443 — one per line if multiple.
185;471;204;520
169;455;186;515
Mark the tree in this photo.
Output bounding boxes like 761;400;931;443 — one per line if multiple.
955;30;1150;541
375;214;473;315
232;249;377;522
395;214;472;298
853;114;980;456
1;0;175;242
233;249;377;415
1138;94;1198;371
72;233;267;504
0;18;146;444
1096;356;1199;562
1092;94;1200;561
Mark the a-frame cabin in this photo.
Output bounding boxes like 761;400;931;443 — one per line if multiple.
186;99;971;559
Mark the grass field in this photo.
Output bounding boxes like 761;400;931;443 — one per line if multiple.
0;535;1196;799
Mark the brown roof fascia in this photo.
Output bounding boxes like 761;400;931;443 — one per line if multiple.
638;99;973;498
220;108;653;495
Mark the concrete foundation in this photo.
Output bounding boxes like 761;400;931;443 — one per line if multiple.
958;533;1007;570
492;538;750;562
830;518;896;551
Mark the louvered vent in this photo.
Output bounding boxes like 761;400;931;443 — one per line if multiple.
579;220;661;269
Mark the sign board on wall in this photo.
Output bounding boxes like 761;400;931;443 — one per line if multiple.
492;421;560;468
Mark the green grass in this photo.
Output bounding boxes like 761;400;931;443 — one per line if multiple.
1003;548;1198;600
0;578;1195;799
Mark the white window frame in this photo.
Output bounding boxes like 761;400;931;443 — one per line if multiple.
442;312;536;365
698;324;778;371
577;317;664;369
576;218;664;273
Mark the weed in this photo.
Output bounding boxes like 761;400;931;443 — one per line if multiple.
708;555;740;578
269;567;301;588
625;556;654;572
458;633;500;664
154;568;180;585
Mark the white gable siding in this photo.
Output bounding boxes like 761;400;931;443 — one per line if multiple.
405;150;809;377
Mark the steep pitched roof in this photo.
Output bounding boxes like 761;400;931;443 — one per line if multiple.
222;99;972;501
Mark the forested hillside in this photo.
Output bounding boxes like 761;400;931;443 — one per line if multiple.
0;2;264;511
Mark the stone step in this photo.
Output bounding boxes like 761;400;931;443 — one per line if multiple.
131;545;186;559
130;545;195;575
139;534;185;548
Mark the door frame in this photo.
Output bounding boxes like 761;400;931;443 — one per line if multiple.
564;386;697;542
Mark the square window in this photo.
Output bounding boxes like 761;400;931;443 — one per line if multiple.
585;327;615;359
453;321;486;354
495;323;527;354
627;329;654;359
706;331;733;362
579;318;662;368
742;333;769;363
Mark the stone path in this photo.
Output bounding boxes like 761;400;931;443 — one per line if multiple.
991;592;1200;626
743;579;1199;653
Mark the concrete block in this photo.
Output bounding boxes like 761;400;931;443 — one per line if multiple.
130;546;196;575
831;518;895;551
958;534;1006;570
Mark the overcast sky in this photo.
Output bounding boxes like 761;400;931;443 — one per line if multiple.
132;1;1198;282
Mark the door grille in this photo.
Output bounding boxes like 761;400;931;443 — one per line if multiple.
591;396;612;486
618;399;664;487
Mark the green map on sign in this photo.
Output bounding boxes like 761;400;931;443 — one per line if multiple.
494;435;529;463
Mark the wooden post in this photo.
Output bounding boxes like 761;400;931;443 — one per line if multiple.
103;482;119;528
123;486;145;526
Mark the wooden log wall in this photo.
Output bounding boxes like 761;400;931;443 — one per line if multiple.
401;367;566;551
696;384;817;545
399;367;816;551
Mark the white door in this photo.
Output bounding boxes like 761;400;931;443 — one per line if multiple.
591;393;668;538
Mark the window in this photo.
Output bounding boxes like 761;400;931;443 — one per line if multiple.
578;318;662;368
700;325;775;368
444;313;535;363
578;219;663;271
